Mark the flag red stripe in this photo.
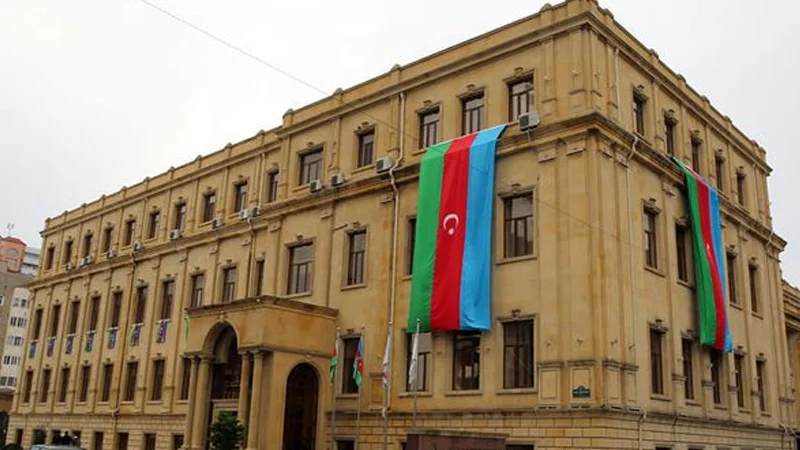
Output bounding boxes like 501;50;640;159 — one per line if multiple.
430;134;477;330
697;179;727;348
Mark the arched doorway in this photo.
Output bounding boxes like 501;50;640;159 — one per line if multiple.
208;327;244;426
282;363;319;450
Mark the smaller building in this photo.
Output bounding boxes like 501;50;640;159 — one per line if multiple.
20;248;39;277
0;237;26;274
0;287;29;391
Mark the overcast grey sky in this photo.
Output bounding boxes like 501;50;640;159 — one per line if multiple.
1;0;798;283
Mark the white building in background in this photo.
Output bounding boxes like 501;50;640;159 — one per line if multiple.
20;248;39;277
0;288;29;390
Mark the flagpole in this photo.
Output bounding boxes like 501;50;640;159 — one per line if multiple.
382;324;391;450
330;327;340;450
355;326;365;450
412;318;420;428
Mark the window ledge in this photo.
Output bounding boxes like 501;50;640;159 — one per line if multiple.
496;254;537;266
752;312;764;320
685;400;701;407
650;394;671;403
713;404;728;411
445;390;482;397
738;408;750;413
760;412;771;417
284;292;313;300
677;279;695;290
146;400;163;405
293;183;315;193
341;283;367;292
176;399;189;404
644;265;666;278
352;164;374;175
120;400;135;405
399;391;432;398
497;387;537;396
730;302;743;311
401;274;412;282
336;394;359;400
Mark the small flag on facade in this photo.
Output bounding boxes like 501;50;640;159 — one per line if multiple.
329;329;340;385
130;323;142;347
156;319;168;344
107;328;117;349
85;331;94;352
408;323;420;388
65;335;74;354
381;328;391;387
353;335;364;388
184;315;189;341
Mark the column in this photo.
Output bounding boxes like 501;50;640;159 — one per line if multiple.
246;351;264;450
191;356;212;450
182;357;199;450
237;352;252;428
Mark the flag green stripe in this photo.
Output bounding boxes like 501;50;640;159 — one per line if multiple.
682;166;717;346
408;141;451;332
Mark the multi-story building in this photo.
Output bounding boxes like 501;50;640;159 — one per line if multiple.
0;287;30;391
21;247;40;277
10;1;796;449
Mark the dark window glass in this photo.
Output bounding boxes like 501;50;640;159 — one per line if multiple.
14;429;22;445
234;183;248;213
644;209;658;268
68;300;80;334
79;365;90;402
32;309;43;339
63;241;73;265
110;291;123;328
89;296;100;331
82;233;92;258
124;361;138;402
749;263;760;314
405;332;431;392
715;156;725;191
682;339;694;400
151;360;165;401
504;194;533;258
144;434;156;450
222;267;237;303
357;131;375;168
102;227;113;253
148;211;160;239
650;329;664;395
124;220;136;246
509;78;533;121
191;274;205;308
40;369;51;403
633;93;646;135
342;338;359;394
734;353;745;408
172;435;184;450
406;218;417;275
117;433;129;450
452;331;480;391
134;286;147;324
299;150;323;185
347;231;367;286
419;109;440;149
337;440;355;450
267;171;279;203
288;244;314;295
254;260;265;296
101;363;113;402
727;253;738;305
174;203;187;231
664;117;675;156
711;349;723;404
737;172;746;206
180;357;191;400
506;446;534;450
202;192;217;223
462;95;484;135
50;304;61;337
58;367;70;403
691;140;701;173
676;224;689;283
160;281;174;320
756;360;766;412
503;320;534;389
46;247;54;270
93;432;103;450
23;370;33;403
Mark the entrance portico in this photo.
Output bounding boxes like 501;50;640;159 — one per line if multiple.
182;296;336;450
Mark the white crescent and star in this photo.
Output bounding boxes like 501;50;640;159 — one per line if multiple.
442;213;460;235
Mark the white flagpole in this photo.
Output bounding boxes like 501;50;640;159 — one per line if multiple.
355;327;364;450
382;325;392;450
330;328;340;450
410;318;420;427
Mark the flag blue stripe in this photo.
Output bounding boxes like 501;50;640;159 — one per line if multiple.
708;189;733;351
458;124;506;329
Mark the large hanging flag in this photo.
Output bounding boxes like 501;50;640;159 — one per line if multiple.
408;125;506;332
329;329;340;385
674;157;733;351
353;335;364;388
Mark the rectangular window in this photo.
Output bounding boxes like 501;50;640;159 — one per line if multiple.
102;227;113;253
644;209;658;269
419;109;440;149
267;171;279;203
174;202;187;231
406;332;431;392
202;192;217;223
117;433;129;450
711;349;723;404
134;286;148;324
50;304;61;337
737;172;746;206
342;338;359;394
727;253;738;305
144;434;156;450
46;246;54;270
406;218;417;275
93;432;103;450
191;274;205;308
462;95;484;135
33;308;43;339
14;429;22;446
254;260;265;296
357;131;375;168
148;211;161;239
734;353;745;408
503;320;534;389
180;357;192;400
691;140;701;173
101;363;113;402
151;360;165;401
68;300;80;334
82;233;93;258
288;243;314;295
715;156;725;191
299;150;323;185
676;224;689;283
124;361;138;402
23;370;33;403
756;360;766;412
682;339;694;400
664;117;676;156
124;220;136;246
172;435;184;450
650;329;664;395
504;193;534;258
40;369;51;403
453;331;480;390
63;241;73;265
346;231;367;286
234;182;248;213
633;93;646;136
506;446;534;450
509;78;533;121
749;263;760;314
221;267;237;303
110;291;123;328
160;280;174;320
58;367;70;403
79;365;90;402
89;296;100;332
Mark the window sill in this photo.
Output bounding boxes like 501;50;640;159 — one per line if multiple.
738;408;750;413
496;254;536;266
713;404;727;411
401;274;412;282
445;390;482;397
284;292;313;300
352;164;374;175
730;302;743;311
293;183;317;193
677;279;694;290
120;400;135;405
761;412;771;417
176;399;189;404
650;394;671;403
341;283;367;291
497;387;537;395
685;400;701;407
146;400;163;405
644;265;666;278
399;391;432;398
336;393;359;400
143;236;159;243
752;312;764;320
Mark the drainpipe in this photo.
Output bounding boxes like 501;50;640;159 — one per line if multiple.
626;127;639;378
637;409;647;450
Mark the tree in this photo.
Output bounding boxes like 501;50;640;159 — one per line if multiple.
208;411;245;450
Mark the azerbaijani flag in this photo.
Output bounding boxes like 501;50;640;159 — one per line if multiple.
329;330;340;385
674;157;733;351
408;125;506;332
353;335;364;387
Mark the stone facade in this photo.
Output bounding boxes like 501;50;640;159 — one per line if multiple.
10;1;796;449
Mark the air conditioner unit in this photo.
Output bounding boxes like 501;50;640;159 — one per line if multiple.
519;111;541;132
64;262;74;271
309;179;324;193
132;241;144;252
79;256;93;267
239;209;250;221
168;229;182;241
330;173;345;187
211;218;224;230
250;206;262;218
375;156;394;174
106;249;116;259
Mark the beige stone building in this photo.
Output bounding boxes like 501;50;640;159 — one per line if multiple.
10;0;797;449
